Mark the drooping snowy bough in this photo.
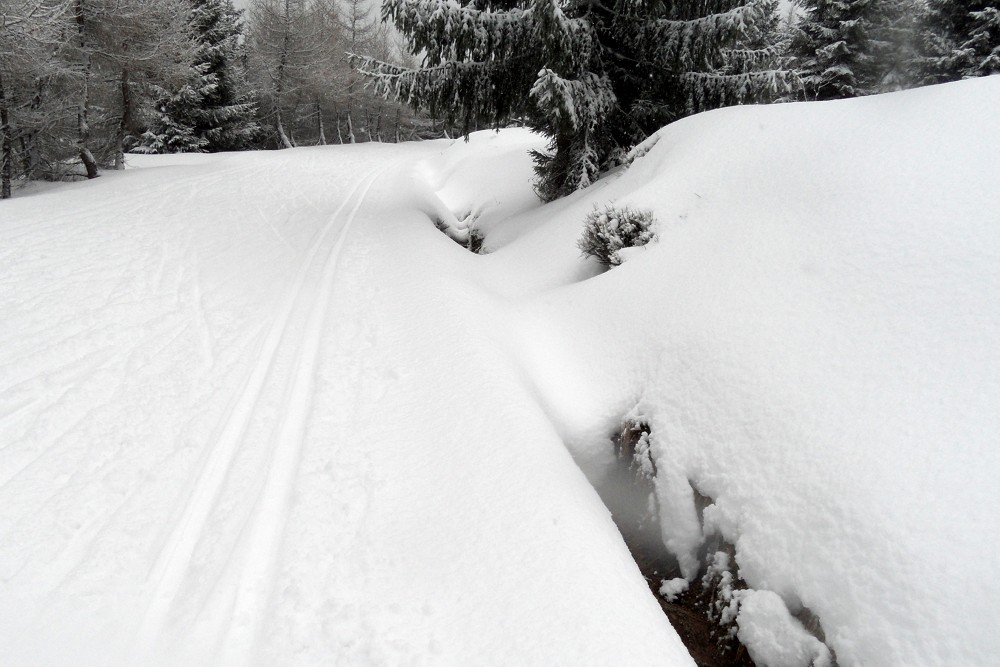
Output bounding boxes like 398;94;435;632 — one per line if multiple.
353;0;793;200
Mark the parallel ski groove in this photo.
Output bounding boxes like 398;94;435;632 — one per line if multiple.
132;166;381;654
216;164;389;666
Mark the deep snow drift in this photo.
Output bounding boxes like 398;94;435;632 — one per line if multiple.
2;77;999;666
469;77;1000;666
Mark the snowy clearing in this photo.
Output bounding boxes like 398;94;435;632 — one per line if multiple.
2;77;1000;666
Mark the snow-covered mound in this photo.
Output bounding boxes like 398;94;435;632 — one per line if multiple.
478;77;1000;666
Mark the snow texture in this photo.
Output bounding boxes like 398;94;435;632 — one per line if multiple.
0;143;689;666
658;577;689;602
2;76;1000;667
473;77;1000;667
735;590;832;667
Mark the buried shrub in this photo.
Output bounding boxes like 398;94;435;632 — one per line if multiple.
614;419;657;479
578;205;658;267
432;215;486;254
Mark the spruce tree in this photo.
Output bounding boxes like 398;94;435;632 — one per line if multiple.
139;84;210;153
791;0;883;99
922;0;1000;82
141;0;258;153
355;0;790;201
874;0;922;92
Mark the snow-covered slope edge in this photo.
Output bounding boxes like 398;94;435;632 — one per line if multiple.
481;77;1000;666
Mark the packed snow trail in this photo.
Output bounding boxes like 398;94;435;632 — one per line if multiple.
133;163;389;662
0;146;690;666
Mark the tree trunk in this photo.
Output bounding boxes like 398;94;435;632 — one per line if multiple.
114;65;132;170
316;100;327;146
276;108;294;149
395;109;400;143
347;108;356;144
75;0;99;179
21;78;44;177
274;0;294;150
0;71;12;200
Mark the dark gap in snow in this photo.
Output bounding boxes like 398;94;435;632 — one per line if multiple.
598;420;757;667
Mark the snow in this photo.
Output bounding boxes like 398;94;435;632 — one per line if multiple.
475;76;1000;666
658;577;689;602
735;590;832;667
0;142;689;666
3;76;1000;666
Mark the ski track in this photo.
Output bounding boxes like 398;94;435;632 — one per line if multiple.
131;162;388;660
0;150;397;658
215;163;392;667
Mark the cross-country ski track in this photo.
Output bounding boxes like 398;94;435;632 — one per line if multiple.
0;141;687;666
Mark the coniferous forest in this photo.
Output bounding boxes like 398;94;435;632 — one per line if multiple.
1;0;998;199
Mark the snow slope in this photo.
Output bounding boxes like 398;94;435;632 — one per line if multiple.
470;77;1000;666
2;76;999;667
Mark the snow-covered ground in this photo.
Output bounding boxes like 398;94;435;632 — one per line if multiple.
2;77;999;666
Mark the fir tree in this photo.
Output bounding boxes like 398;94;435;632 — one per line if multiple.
874;0;923;92
138;84;210;153
141;0;258;153
922;0;1000;82
791;0;882;99
355;0;790;201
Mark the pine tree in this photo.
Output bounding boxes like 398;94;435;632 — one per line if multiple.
355;0;790;201
141;0;259;153
922;0;1000;82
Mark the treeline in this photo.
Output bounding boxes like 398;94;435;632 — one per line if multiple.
0;0;430;198
2;0;997;200
792;0;999;99
357;0;1000;200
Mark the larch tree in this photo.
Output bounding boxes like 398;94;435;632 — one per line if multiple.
247;0;326;148
244;0;404;147
338;0;384;142
354;0;791;201
1;0;80;196
302;0;344;144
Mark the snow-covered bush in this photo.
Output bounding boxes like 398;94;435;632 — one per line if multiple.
614;419;656;479
432;215;486;254
578;205;658;268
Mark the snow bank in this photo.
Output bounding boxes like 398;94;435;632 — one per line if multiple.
483;77;1000;666
413;128;544;243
